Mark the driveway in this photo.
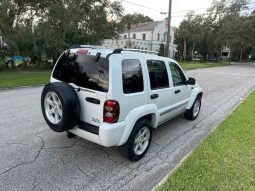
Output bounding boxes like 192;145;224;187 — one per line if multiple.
0;64;255;191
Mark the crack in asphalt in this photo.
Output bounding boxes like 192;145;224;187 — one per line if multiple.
0;85;249;179
0;67;254;190
104;83;255;190
0;135;44;176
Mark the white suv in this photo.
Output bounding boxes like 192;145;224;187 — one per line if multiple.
41;46;203;161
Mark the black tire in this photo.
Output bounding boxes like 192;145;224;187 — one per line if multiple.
184;96;201;120
119;119;152;161
41;82;80;132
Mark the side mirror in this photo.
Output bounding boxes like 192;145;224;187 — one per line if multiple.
187;77;196;85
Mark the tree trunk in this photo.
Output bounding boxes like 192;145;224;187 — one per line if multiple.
191;42;195;60
239;48;243;62
183;39;187;62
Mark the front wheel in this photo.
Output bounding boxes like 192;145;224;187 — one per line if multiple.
119;119;152;161
184;97;202;120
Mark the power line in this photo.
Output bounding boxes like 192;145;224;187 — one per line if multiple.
122;0;255;15
122;0;162;13
170;6;255;18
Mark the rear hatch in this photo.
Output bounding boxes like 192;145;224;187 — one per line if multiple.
52;49;109;126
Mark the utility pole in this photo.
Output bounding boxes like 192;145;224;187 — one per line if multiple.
127;23;131;48
166;0;172;57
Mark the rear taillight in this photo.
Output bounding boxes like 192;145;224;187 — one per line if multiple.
104;100;119;123
77;49;88;54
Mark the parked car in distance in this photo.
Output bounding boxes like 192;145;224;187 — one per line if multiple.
41;46;203;161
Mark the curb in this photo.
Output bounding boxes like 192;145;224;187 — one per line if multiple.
0;84;45;91
151;88;254;191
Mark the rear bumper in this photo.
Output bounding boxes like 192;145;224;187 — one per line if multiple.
69;121;126;147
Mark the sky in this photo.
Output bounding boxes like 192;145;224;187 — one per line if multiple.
122;0;255;26
122;0;213;26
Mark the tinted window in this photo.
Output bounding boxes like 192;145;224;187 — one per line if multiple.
53;52;109;92
169;63;186;86
122;59;144;94
147;60;169;90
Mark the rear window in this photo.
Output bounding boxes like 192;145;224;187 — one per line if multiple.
53;51;109;92
122;59;144;94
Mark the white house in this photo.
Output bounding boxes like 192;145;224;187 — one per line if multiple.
221;46;231;59
102;20;177;58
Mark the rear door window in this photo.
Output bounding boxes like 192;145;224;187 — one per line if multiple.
122;59;144;94
147;60;169;90
53;51;109;92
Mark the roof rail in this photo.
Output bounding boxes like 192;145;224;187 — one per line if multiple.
70;45;106;49
122;49;160;56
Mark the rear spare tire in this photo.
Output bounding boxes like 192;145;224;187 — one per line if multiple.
41;82;80;132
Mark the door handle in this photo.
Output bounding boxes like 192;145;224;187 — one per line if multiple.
150;94;159;99
175;90;181;94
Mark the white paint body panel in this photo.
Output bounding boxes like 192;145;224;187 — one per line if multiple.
50;49;203;147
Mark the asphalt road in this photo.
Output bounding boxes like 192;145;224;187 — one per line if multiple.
0;64;255;191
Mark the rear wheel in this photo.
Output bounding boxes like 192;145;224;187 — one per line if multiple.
41;82;80;132
184;97;201;120
119;119;152;161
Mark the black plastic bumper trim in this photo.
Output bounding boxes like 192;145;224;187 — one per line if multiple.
78;121;99;135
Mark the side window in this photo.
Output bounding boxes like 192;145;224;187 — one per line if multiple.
169;63;187;86
122;59;144;94
147;60;169;90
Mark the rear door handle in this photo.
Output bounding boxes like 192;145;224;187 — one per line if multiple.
150;94;159;99
175;90;181;94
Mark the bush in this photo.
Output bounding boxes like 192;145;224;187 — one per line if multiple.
185;55;192;61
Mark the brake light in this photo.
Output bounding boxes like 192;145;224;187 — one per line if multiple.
104;100;119;123
77;49;88;54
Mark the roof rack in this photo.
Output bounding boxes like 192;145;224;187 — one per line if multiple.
122;49;160;56
70;45;106;49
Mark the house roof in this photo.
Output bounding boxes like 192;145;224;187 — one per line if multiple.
124;21;161;33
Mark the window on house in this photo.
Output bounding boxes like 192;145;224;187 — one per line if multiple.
124;35;127;39
222;52;229;57
157;33;160;41
133;33;136;39
142;33;146;40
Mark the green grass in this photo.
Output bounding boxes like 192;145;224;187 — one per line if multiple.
158;90;255;191
0;71;51;89
0;61;232;89
180;61;230;70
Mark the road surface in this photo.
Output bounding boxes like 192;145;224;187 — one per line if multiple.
0;64;255;191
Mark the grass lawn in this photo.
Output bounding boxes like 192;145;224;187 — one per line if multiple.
0;62;230;89
0;71;51;89
180;61;230;70
157;90;255;191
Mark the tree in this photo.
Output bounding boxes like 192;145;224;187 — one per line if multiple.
175;0;253;62
120;13;153;30
0;0;123;62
